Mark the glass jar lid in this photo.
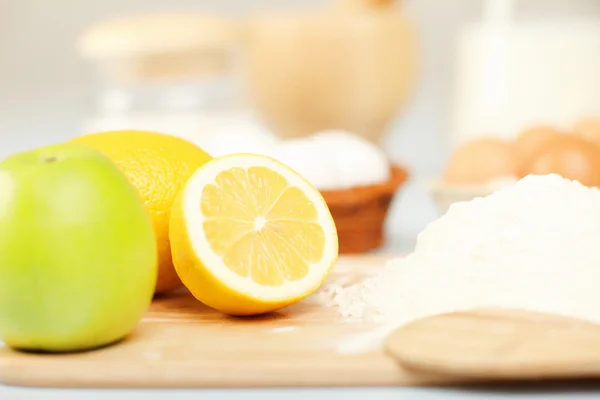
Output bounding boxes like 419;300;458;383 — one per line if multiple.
77;12;240;84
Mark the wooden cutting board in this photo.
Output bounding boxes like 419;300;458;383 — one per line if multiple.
0;255;456;388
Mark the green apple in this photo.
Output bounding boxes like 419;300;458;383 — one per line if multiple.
0;143;157;352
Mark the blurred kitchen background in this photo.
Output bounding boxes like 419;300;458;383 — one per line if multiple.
2;0;600;253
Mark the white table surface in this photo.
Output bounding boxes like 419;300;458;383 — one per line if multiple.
4;384;600;399
3;179;600;398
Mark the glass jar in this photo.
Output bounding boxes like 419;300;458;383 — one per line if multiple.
78;13;258;148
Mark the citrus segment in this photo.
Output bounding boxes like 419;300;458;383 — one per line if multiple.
266;187;319;220
169;153;338;315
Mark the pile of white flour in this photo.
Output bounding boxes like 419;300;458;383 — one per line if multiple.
322;174;600;329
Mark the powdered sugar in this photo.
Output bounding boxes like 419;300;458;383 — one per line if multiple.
322;174;600;328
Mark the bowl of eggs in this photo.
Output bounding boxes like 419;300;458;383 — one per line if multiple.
430;118;600;214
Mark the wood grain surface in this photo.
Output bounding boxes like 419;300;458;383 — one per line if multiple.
386;308;600;382
0;255;457;389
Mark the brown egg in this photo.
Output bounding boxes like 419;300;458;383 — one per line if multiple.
514;125;562;162
574;117;600;148
443;138;520;185
520;135;600;187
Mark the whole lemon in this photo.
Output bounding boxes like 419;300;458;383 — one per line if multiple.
71;130;212;294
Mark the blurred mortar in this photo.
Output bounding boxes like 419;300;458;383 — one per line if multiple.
239;0;418;144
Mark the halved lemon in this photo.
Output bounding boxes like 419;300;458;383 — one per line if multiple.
169;153;339;315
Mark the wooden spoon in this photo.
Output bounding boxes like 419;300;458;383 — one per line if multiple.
385;308;600;382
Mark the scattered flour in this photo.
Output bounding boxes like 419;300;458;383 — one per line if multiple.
335;325;396;355
143;351;163;361
267;326;298;334
322;174;600;338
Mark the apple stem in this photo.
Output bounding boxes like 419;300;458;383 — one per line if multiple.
43;156;58;163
